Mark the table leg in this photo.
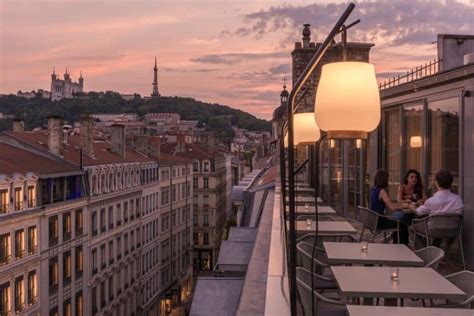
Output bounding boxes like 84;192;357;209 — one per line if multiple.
384;298;398;306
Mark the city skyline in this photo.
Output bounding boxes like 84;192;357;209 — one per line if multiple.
1;0;473;119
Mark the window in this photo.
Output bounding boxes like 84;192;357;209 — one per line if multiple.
14;187;22;210
63;251;71;285
124;201;128;223
193;214;198;226
100;281;106;308
49;216;59;246
63;212;72;241
172;185;177;202
203;178;209;189
0;189;8;213
193;233;199;245
203;233;209;245
27;186;35;208
404;103;423;175
117;237;122;259
108;241;114;264
124;234;129;255
108;206;114;229
182;208;186;223
75;209;83;235
100;244;106;269
27;270;37;305
203;195;209;206
100;208;106;233
75;291;83;316
63;299;72;316
193;162;199;172
14;229;25;259
27;226;37;254
135;198;140;218
91;248;98;274
49;306;58;316
91;211;98;236
203;214;209;227
0;233;10;265
91;286;97;314
14;276;24;312
49;257;59;293
427;97;460;193
108;276;114;300
203;161;210;172
75;246;83;277
384;108;402;198
193;178;198;188
116;203;122;226
172;212;176;227
0;282;10;315
193;196;198;205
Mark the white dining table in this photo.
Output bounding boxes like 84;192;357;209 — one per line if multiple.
323;242;425;267
295;205;336;215
293;220;357;237
331;266;466;302
347;305;474;316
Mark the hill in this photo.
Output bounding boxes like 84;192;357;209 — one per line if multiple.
0;92;271;139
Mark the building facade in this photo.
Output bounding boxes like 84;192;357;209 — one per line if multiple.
51;69;84;101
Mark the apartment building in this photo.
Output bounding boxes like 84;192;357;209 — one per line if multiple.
161;138;228;272
0;141;87;316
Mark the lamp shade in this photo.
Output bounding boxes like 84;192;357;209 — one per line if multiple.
293;113;321;145
410;136;422;148
314;62;381;139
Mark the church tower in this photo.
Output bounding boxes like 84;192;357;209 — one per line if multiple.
151;57;160;97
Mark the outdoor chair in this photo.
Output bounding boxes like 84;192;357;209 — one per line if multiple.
297;241;330;275
295;264;338;292
435;270;474;309
413;246;445;269
357;206;400;244
410;213;465;269
296;268;348;316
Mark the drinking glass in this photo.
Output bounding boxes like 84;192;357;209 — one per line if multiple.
390;267;399;281
306;219;312;227
361;241;368;252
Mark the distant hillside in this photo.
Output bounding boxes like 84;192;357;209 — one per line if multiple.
0;92;271;139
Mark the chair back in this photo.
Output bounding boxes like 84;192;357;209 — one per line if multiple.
446;270;474;298
357;206;379;231
297;241;329;270
296;268;346;315
414;246;445;269
427;213;463;239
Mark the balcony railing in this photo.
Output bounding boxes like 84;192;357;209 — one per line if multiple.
49;237;58;247
28;245;38;255
27;199;36;208
0;203;9;213
379;58;442;90
14;201;23;210
14;249;25;259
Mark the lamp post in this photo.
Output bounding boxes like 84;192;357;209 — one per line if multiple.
281;2;381;315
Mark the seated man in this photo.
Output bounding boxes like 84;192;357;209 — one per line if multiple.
409;169;463;247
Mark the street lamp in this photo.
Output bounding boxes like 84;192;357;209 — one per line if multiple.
280;2;382;315
315;61;381;139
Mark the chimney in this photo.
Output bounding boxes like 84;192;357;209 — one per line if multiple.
110;124;126;157
80;115;95;158
63;125;72;144
175;132;186;153
134;135;149;155
47;116;64;156
149;136;161;158
12;118;25;132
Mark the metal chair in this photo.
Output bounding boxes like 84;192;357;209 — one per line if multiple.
297;241;330;275
413;246;445;269
410;213;465;269
357;206;400;244
296;268;348;316
438;270;474;308
295;264;338;292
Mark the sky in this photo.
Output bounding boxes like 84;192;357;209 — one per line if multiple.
1;0;473;119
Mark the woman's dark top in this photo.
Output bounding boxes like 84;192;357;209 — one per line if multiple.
370;186;385;214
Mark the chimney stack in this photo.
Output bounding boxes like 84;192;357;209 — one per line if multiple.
47;116;64;156
12;118;25;132
80;115;95;158
149;136;161;158
110;124;126;157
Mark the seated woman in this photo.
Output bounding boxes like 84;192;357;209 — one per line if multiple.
395;169;428;226
370;169;410;244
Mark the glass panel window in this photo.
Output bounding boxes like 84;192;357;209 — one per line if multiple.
27;186;35;208
108;206;114;229
0;189;8;213
384;108;402;198
0;282;10;315
28;226;37;254
193;214;198;226
427;97;460;193
49;216;59;246
116;203;122;226
14;229;25;259
63;212;72;241
91;211;97;236
49;257;59;293
100;208;106;233
75;209;83;235
203;214;209;227
404;103;424;174
14;276;24;312
91;248;98;274
14;187;22;210
63;251;72;285
0;233;10;265
100;245;106;269
63;299;71;316
75;291;83;316
27;270;37;305
203;178;209;189
75;246;83;276
203;233;209;245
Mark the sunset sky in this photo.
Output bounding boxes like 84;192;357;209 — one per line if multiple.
1;0;473;119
